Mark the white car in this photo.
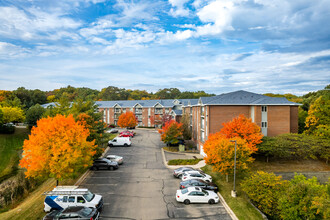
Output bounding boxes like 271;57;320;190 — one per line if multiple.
105;128;118;133
176;187;219;205
106;155;123;165
181;171;212;182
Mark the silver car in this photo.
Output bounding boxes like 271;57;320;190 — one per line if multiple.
106;155;123;165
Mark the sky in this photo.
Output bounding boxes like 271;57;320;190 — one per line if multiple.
0;0;329;96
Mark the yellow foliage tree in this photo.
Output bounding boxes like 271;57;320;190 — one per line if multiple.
19;114;96;182
0;106;25;123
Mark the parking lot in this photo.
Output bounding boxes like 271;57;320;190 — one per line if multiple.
80;129;232;220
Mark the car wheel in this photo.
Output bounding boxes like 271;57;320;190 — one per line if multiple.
124;143;128;147
109;144;113;147
184;199;190;205
109;166;114;170
208;199;215;204
178;174;182;178
92;166;98;171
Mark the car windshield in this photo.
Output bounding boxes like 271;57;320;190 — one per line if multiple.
181;189;188;194
83;191;95;202
78;207;93;216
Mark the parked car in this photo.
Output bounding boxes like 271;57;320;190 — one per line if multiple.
43;186;103;212
176;187;219;205
181;171;212;182
173;167;196;178
91;158;119;170
105;128;118;133
180;179;218;192
106;155;123;165
43;206;99;220
119;131;134;137
108;137;131;147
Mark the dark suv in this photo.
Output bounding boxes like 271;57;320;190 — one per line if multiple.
91;158;119;170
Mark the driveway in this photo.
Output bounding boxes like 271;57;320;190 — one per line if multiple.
80;129;232;220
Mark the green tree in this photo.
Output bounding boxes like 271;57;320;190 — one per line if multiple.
305;94;330;137
181;113;192;140
278;174;330;220
154;88;181;99
25;104;46;128
98;86;129;100
241;171;289;218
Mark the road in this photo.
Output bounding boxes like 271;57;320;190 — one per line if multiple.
81;129;232;220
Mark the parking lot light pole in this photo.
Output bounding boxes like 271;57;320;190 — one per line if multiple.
230;140;237;197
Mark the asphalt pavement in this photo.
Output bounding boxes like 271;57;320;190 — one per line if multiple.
80;129;232;220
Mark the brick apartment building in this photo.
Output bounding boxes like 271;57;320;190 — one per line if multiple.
43;90;300;155
181;90;299;155
95;99;190;127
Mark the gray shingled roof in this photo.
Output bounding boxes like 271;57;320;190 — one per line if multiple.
199;90;300;105
95;99;177;108
171;110;183;116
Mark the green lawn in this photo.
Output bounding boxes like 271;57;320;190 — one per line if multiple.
0;127;29;182
168;158;203;165
201;165;263;220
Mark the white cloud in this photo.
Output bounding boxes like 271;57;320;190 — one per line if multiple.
195;0;235;36
168;0;190;17
0;42;30;59
0;6;81;40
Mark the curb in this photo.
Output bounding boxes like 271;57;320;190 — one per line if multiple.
75;146;110;186
217;192;239;220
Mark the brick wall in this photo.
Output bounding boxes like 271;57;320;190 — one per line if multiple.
290;106;298;133
267;106;290;136
208;106;250;134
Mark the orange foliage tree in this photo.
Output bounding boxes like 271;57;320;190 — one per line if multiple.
219;114;263;152
158;120;183;145
117;111;138;128
19;114;96;183
203;135;254;175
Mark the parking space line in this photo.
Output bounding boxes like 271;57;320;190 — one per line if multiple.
175;205;223;209
83;183;118;186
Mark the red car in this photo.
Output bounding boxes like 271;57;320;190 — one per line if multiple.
119;131;134;137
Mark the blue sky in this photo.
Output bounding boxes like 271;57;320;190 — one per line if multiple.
0;0;329;95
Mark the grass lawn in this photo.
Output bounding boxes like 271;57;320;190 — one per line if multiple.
0;127;29;182
0;175;85;220
168;158;203;165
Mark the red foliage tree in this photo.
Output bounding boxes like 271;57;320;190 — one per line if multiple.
117;111;138;128
219;114;263;152
158;120;183;145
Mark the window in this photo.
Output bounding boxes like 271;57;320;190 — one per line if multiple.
77;196;85;203
68;196;75;203
262;122;267;128
165;108;170;113
62;196;68;203
262;106;267;112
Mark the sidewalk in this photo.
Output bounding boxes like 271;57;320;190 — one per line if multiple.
161;148;206;170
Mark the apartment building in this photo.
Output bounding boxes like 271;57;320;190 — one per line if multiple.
182;90;300;155
95;99;190;127
43;90;299;155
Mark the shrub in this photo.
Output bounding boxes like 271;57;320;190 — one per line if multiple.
257;133;329;163
168;159;203;165
0;124;15;134
278;174;330;220
241;171;288;218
